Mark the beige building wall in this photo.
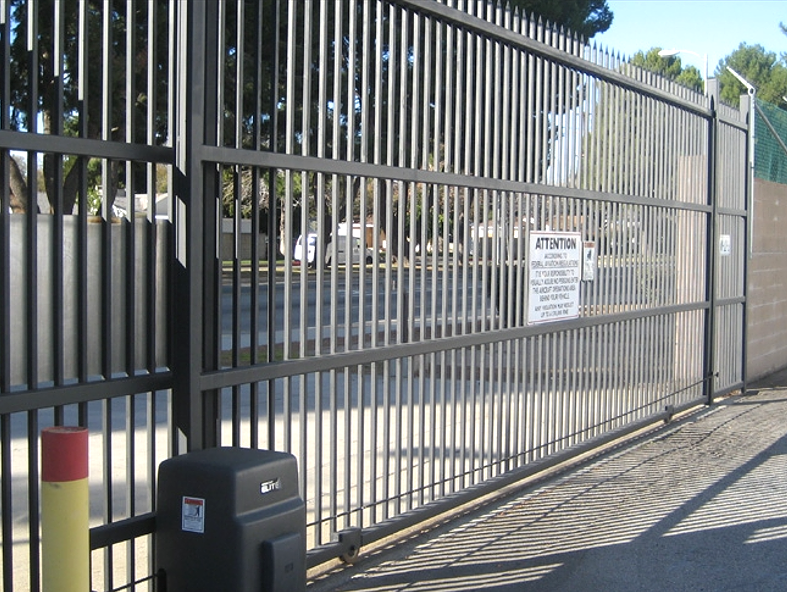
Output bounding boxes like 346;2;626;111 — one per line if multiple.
747;178;787;380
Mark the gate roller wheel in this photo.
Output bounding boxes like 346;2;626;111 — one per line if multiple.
338;527;362;564
341;545;360;565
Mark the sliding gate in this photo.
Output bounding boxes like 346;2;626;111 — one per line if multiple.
0;0;749;590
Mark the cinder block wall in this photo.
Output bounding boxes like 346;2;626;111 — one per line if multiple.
747;178;787;381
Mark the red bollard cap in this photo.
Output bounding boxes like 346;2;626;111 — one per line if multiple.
41;427;89;482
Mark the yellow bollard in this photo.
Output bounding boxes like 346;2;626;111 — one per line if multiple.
41;426;89;592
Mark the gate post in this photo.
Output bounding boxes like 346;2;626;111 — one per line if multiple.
704;78;720;405
172;0;221;450
738;87;755;395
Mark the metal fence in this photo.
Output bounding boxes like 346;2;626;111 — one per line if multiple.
755;97;787;184
0;0;748;590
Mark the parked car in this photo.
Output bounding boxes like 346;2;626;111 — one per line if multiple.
294;233;318;267
296;224;380;268
324;235;375;266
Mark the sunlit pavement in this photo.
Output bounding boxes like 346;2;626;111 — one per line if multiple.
308;369;787;592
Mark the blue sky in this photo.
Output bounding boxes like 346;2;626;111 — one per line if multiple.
594;0;786;77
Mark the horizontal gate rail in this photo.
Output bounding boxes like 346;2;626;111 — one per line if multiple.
201;146;716;214
400;0;712;116
0;373;173;416
0;130;174;164
200;301;712;390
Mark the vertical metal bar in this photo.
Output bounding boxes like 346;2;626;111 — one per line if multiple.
311;0;330;543
581;64;593;194
248;0;264;451
555;28;567;188
1;413;11;592
172;0;213;450
740;99;752;392
0;31;11;589
145;0;159;377
279;0;297;454
705;81;719;404
380;0;396;521
356;0;372;522
143;5;164;566
232;0;246;448
444;8;460;492
124;0;136;385
545;26;557;187
165;0;178;461
100;0;113;388
563;328;572;448
125;395;137;586
367;0;384;521
101;401;114;591
417;8;432;506
24;0;39;399
297;0;311;499
98;2;115;586
491;3;505;473
393;2;408;514
343;0;357;525
124;2;138;579
327;0;342;532
588;321;599;438
429;10;443;502
0;2;12;578
524;16;536;184
266;0;282;450
48;0;64;401
525;331;535;462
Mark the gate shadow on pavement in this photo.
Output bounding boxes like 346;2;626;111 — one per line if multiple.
308;373;787;592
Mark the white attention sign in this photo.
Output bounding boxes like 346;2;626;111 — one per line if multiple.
528;231;582;324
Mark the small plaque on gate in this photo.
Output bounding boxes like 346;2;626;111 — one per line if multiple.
720;234;732;256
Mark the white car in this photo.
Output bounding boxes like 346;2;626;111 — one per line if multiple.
294;233;318;267
324;236;375;266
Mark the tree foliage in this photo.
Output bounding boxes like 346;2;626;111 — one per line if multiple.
5;0;616;263
716;43;787;108
6;0;170;214
631;47;704;93
509;0;613;39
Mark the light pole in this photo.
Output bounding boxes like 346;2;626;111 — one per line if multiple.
726;67;756;261
658;48;709;95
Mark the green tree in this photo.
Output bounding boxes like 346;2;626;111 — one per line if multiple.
583;47;704;192
631;48;703;93
6;0;170;214
580;47;701;264
509;0;613;38
716;43;787;108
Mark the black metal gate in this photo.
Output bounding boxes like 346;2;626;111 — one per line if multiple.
0;1;749;590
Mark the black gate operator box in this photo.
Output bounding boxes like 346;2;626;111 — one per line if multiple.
156;447;306;592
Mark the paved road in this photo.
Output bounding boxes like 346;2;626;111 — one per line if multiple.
307;369;787;592
220;258;656;342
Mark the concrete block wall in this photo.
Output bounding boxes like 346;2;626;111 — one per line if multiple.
747;178;787;381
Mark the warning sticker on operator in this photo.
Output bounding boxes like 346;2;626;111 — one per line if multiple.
182;496;205;533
